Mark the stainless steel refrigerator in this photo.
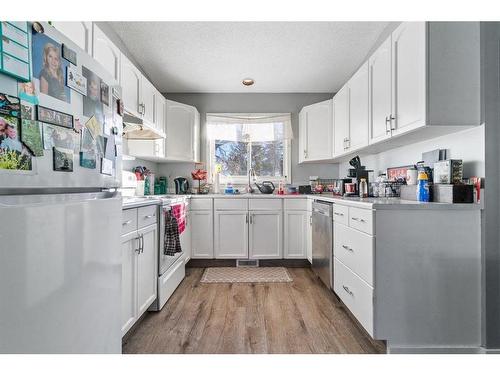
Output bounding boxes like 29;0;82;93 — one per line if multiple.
0;22;123;353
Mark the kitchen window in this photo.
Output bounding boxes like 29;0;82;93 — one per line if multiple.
206;113;293;184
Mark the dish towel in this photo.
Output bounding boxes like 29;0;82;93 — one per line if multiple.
164;211;182;256
171;203;186;234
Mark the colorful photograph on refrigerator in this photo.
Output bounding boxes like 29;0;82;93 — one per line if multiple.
42;123;79;151
21;103;35;120
0;115;32;170
20;119;44;157
53;146;73;172
18;81;39;105
32;33;71;104
80;150;96;169
0;93;21;117
82;66;104;123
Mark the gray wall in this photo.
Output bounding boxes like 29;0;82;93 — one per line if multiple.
158;93;338;186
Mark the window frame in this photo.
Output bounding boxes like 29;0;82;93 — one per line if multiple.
206;113;292;185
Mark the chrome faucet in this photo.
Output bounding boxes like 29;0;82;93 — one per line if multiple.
247;168;257;193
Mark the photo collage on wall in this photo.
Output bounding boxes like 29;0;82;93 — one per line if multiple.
1;22;120;174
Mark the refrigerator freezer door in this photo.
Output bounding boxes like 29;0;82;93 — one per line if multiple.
0;191;122;353
0;22;122;191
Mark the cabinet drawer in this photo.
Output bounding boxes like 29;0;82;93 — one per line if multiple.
191;198;213;211
334;258;374;337
333;204;349;225
334;223;374;285
138;205;158;228
122;208;138;235
348;207;374;235
214;198;248;211
284;199;308;211
249;198;282;211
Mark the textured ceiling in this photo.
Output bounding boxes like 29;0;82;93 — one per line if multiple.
109;22;389;93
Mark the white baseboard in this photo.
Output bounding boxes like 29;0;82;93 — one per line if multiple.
387;346;483;354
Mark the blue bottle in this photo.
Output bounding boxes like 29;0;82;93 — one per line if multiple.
417;172;430;202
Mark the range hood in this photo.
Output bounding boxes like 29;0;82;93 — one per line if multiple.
122;112;165;140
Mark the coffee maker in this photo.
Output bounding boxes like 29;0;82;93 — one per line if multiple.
346;156;372;196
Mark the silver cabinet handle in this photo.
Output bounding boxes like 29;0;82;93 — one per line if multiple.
309;215;312;226
334;212;344;217
250;214;253;224
351;217;365;223
385;116;391;134
140;234;144;253
135;236;141;253
144;214;155;219
342;244;353;252
343;285;354;296
390;115;396;131
246;213;249;224
122;220;132;226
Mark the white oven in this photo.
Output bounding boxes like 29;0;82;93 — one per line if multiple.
150;197;188;311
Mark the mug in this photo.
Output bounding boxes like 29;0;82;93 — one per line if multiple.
345;183;356;194
406;168;418;185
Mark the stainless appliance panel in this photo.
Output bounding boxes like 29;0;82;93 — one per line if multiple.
312;201;333;289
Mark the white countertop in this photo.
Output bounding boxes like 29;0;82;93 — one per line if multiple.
123;193;481;210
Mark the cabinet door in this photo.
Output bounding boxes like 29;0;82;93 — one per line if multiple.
137;224;158;317
307;211;313;264
93;25;120;82
214;211;248;259
284;211;308;259
249;211;282;259
305;99;333;160
155;92;166;133
369;37;392;144
333;86;349;156
121;232;138;336
191;211;214;258
348;61;369;151
125;139;164;158
298;109;307;163
392;22;426;135
180;211;192;262
165;100;194;161
193;110;200;162
120;53;142;117
141;78;156;126
52;22;92;54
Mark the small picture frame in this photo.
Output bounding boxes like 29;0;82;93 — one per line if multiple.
66;66;87;96
53;146;74;172
100;157;113;175
62;44;77;65
37;105;73;129
100;82;110;106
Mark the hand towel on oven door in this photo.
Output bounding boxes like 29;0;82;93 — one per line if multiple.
163;203;185;256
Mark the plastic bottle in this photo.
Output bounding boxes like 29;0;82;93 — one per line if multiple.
417;172;430;202
359;178;368;198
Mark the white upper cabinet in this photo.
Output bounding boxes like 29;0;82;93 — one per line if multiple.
193;110;200;163
92;25;120;82
391;22;426;135
120;53;142;117
52;22;93;55
141;78;156;126
165;100;197;162
369;37;393;144
348;61;369;151
299;99;333;162
155;91;166;133
333;85;349;156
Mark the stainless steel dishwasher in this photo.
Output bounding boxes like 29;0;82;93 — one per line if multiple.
312;200;334;289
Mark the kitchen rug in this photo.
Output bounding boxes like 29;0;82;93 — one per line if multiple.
200;267;292;283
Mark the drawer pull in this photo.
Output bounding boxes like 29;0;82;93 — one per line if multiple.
144;214;155;219
334;212;344;216
342;244;353;252
351;217;365;223
122;220;132;226
343;285;354;296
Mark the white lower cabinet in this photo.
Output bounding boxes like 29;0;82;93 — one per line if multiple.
121;208;158;337
249;211;282;259
284;210;308;259
180;211;192;262
214;210;249;258
190;210;214;258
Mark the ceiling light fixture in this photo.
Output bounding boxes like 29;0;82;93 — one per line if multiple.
242;78;254;86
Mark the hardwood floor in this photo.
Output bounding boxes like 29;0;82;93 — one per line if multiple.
122;267;385;354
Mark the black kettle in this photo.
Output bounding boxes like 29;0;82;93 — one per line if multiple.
255;181;275;194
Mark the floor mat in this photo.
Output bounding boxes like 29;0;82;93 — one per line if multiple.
200;267;292;283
